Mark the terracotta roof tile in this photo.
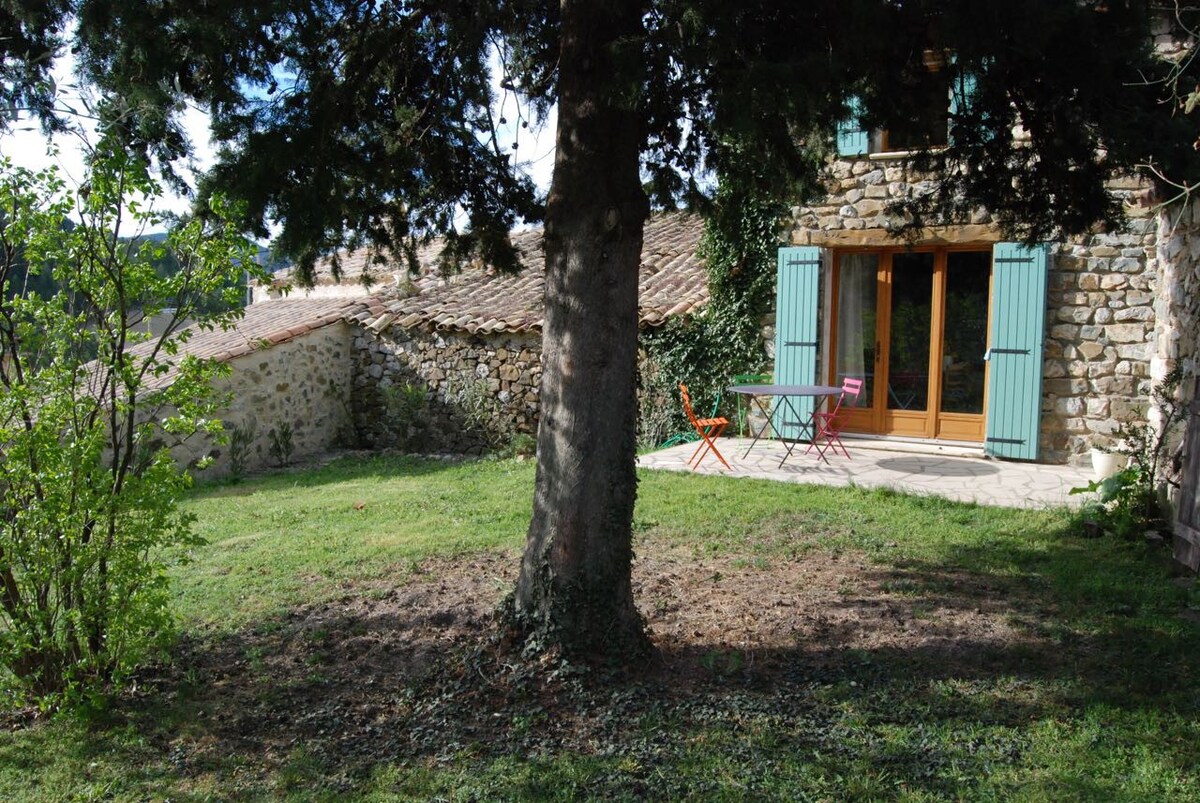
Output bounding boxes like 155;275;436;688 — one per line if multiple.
268;211;709;334
129;297;375;390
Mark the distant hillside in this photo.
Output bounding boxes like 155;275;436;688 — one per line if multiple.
4;227;278;312
252;245;287;273
134;232;288;273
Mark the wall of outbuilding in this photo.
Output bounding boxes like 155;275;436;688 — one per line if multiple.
172;323;356;477
349;323;543;454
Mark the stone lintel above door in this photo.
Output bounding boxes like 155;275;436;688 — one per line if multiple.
792;224;1001;249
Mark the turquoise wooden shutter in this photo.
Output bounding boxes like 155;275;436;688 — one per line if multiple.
773;246;821;439
948;71;979;146
985;242;1049;460
837;97;869;156
949;72;976;119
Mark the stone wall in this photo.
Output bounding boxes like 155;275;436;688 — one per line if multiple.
781;155;1164;465
350;324;541;453
1153;198;1200;408
173;323;356;477
1043;224;1158;462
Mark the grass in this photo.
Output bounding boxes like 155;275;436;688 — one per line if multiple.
1;454;1198;801
174;455;533;630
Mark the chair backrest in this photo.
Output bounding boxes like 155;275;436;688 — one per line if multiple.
828;377;864;418
733;373;771;386
679;383;700;426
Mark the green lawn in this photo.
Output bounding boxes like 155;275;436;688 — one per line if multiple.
175;456;535;630
1;454;1198;801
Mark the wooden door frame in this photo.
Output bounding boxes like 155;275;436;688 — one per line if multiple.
828;244;992;441
934;246;994;442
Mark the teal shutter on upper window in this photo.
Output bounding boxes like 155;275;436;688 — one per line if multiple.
948;71;978;146
837;97;869;157
773;246;821;439
949;72;976;119
985;242;1049;460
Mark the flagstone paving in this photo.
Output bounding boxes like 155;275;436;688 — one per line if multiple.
637;437;1096;509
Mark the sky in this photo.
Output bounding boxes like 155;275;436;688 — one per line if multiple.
0;51;218;224
0;51;556;240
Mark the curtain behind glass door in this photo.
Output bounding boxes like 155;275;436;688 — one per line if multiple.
835;253;877;407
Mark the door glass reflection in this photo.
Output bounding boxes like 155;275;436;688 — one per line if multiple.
835;253;877;407
887;253;934;411
941;251;991;414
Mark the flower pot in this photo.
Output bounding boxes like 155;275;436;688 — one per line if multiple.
1090;449;1127;482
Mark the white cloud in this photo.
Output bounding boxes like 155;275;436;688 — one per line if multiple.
0;50;216;228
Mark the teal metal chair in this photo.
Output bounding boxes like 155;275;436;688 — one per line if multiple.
732;373;771;437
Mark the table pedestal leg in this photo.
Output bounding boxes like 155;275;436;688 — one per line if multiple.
773;396;816;467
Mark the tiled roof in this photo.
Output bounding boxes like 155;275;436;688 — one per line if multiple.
271;212;709;334
195;297;384;360
130;296;386;389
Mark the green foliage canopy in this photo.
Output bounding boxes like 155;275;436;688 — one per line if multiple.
6;2;1195;273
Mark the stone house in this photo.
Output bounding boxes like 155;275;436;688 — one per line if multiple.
769;88;1198;467
171;212;707;475
165;160;1196;475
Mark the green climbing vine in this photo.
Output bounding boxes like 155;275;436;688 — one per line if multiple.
639;182;788;449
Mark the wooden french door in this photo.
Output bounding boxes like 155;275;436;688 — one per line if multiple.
830;247;992;441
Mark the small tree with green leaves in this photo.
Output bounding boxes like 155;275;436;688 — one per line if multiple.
0;149;257;707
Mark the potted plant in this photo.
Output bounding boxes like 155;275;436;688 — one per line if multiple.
1090;445;1128;481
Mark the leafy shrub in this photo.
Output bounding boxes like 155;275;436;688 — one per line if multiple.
228;417;258;482
268;421;295;467
1072;368;1188;539
637;354;680;450
500;432;537;459
449;378;506;451
381;382;427;449
0;151;258;707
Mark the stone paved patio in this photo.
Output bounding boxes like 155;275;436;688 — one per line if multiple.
637;437;1096;509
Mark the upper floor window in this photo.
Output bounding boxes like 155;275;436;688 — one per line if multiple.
838;66;970;157
877;69;951;152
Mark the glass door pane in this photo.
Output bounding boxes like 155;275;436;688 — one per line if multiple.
887;253;934;411
940;252;991;414
834;253;877;407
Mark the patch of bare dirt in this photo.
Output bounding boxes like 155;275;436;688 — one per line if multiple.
638;545;1043;683
109;542;1077;786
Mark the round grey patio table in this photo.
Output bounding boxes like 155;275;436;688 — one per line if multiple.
726;383;844;466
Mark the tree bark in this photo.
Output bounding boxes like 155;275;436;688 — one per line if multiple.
508;0;652;660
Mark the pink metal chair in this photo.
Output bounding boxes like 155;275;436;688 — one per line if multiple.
807;377;863;461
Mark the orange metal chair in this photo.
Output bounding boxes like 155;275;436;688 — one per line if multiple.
680;383;731;470
807;377;863;461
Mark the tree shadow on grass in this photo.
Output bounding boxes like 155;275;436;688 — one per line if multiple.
67;522;1198;799
192;449;522;497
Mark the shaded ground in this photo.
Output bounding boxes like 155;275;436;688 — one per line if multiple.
4;456;1197;799
99;540;1145;796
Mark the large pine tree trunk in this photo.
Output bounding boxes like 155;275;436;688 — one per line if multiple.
508;0;652;659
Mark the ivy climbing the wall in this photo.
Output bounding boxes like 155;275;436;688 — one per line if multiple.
639;183;788;449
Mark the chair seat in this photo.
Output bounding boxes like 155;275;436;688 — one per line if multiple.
806;377;863;462
678;383;731;470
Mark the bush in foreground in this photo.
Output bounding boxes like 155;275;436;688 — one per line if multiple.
0;149;257;708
